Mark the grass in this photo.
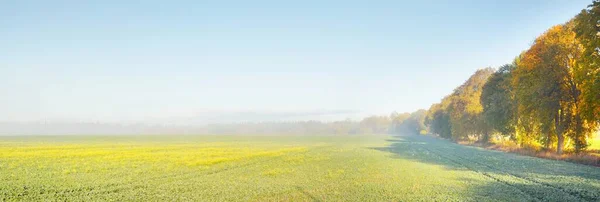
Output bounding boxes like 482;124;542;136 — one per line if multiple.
459;134;600;166
1;135;599;201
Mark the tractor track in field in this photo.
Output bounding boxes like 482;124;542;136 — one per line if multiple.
434;145;599;201
2;153;296;198
87;158;277;195
11;146;322;199
415;142;595;201
96;158;280;195
406;145;544;202
88;148;311;195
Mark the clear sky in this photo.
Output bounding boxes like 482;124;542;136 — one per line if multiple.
0;0;593;123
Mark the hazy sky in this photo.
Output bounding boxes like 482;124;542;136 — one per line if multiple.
0;0;592;123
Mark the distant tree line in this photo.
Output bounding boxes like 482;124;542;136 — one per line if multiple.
184;110;428;135
424;1;600;154
0;114;426;136
200;114;420;135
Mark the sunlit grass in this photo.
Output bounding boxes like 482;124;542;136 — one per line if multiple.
1;135;599;201
0;144;306;173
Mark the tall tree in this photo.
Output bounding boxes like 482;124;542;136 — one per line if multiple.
574;0;600;142
390;112;411;133
398;109;428;134
514;24;588;153
448;68;495;142
481;64;517;139
426;101;452;139
426;68;494;142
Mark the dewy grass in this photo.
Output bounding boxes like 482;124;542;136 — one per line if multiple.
1;135;599;201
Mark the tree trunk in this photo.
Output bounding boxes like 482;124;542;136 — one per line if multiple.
545;132;551;149
555;111;564;154
574;114;584;153
557;133;564;154
482;133;489;143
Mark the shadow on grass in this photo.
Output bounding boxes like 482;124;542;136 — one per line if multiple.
369;134;600;201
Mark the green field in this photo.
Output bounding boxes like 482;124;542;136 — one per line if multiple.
1;134;599;201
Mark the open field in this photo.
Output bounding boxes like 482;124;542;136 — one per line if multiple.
1;135;599;201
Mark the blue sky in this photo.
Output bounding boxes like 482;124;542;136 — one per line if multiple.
0;0;592;123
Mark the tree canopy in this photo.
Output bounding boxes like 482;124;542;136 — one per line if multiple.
424;1;600;154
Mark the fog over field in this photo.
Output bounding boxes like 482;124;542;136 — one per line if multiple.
0;109;367;135
2;0;600;201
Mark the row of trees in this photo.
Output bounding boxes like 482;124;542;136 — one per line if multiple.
425;1;600;154
390;110;428;135
197;110;430;135
202;113;425;135
0;116;411;136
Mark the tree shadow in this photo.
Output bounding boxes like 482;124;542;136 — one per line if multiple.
369;134;600;201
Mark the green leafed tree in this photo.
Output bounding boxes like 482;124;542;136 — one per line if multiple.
573;0;600;141
426;101;453;139
481;64;517;140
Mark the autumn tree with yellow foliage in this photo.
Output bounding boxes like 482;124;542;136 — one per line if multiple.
426;1;600;155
